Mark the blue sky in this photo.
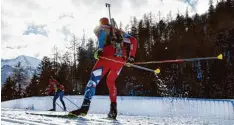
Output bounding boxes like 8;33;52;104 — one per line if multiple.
1;0;217;59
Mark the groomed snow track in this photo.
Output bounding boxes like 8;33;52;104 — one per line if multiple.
1;96;234;125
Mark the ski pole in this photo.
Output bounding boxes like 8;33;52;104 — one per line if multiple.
48;96;64;110
99;56;160;76
64;96;79;108
133;54;223;65
105;3;112;26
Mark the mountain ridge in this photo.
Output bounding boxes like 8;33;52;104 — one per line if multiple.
1;55;41;84
1;55;41;69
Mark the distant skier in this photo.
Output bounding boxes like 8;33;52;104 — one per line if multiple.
69;17;138;119
45;76;67;111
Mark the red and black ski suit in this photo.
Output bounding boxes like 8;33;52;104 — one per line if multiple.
83;24;138;103
46;79;66;111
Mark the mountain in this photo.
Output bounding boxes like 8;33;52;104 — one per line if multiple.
1;65;14;84
1;55;41;69
1;55;41;84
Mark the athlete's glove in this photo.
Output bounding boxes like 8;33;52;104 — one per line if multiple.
94;48;103;60
127;56;135;63
126;56;135;67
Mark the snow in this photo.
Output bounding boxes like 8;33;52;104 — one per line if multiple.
1;96;234;125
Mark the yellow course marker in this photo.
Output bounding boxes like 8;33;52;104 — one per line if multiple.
217;54;223;60
154;68;160;74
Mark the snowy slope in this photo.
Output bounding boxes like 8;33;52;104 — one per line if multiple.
1;96;234;125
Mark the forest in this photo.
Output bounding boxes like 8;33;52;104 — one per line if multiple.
2;0;234;101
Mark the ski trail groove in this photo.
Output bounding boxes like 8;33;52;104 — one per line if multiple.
1;117;49;125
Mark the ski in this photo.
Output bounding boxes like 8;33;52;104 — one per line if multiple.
26;112;79;118
26;112;119;123
26;112;118;121
102;117;118;121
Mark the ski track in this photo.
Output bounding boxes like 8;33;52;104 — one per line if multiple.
1;108;234;125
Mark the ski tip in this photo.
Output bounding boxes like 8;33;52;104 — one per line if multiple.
217;54;223;60
81;113;87;116
68;113;77;117
154;68;160;74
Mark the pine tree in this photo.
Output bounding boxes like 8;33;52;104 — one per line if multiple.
37;56;54;96
12;62;28;98
25;73;40;97
1;77;17;101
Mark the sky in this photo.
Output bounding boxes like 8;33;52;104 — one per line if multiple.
1;0;218;60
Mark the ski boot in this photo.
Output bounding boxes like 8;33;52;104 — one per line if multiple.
108;102;117;120
48;108;55;111
68;99;90;117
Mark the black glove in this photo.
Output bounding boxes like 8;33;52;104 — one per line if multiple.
127;56;135;63
94;48;103;60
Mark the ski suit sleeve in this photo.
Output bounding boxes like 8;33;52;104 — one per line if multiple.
97;29;106;49
46;85;54;94
123;32;138;57
59;84;65;91
46;79;58;94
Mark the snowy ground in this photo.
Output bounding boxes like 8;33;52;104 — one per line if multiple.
2;108;234;125
1;96;234;125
